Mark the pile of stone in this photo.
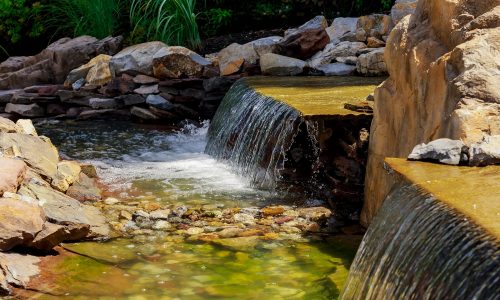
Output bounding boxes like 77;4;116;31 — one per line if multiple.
0;0;416;123
0;117;109;295
99;197;362;249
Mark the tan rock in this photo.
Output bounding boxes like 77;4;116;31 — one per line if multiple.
356;48;387;76
153;46;211;79
218;43;258;76
0;133;59;178
66;172;102;202
51;161;81;192
261;206;285;216
366;37;386;48
362;1;500;226
85;55;112;85
357;14;393;39
0;197;45;251
0;118;18;133
0;158;27;195
15;119;37;136
110;41;168;76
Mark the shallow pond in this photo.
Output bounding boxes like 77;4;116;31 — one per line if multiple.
32;120;361;299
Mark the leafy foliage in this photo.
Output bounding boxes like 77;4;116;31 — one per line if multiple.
0;0;44;43
129;0;201;49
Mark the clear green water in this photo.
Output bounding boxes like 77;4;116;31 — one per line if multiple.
32;120;360;300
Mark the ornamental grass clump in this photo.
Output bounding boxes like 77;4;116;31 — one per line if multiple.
130;0;201;49
43;0;121;39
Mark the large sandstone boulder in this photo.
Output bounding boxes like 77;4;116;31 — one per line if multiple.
326;18;359;44
152;46;211;79
0;36;123;89
277;16;330;60
391;0;418;26
356;48;387;76
260;53;306;76
0;197;45;251
0;158;27;195
362;1;500;226
0;133;59;179
250;36;283;56
109;41;167;76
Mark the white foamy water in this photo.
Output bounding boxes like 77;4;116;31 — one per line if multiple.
37;120;270;205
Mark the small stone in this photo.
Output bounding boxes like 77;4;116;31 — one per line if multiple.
120;210;133;221
134;84;159;95
218;227;244;238
104;197;120;205
146;95;174;111
133;75;159;85
88;98;119;109
15;119;37;136
152;220;171;230
172;205;188;217
186;227;204;235
468;135;500;166
297;207;332;222
261;206;285;216
130;107;159;120
150;209;171;220
233;213;255;226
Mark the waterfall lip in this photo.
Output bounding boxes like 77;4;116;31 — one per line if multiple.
242;76;384;118
385;157;500;240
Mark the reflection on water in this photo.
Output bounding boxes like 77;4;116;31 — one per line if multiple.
34;120;360;300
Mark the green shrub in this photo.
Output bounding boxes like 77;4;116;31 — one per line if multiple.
0;0;44;43
129;0;201;49
202;8;232;36
43;0;121;39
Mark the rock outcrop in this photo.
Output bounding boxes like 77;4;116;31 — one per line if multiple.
362;0;500;226
0;36;122;89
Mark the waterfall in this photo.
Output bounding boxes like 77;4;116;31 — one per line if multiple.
205;78;306;189
341;183;500;299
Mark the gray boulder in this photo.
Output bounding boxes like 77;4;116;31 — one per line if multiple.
146;95;174;111
408;138;467;165
152;46;211;79
260;53;306;76
356;48;387;76
316;63;357;76
326;18;359;44
110;41;168;76
5;103;45;117
308;41;367;68
469;135;500;166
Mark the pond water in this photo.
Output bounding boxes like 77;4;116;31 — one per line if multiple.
32;120;360;300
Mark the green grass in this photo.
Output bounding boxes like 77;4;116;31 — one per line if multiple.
0;44;8;57
43;0;121;39
129;0;201;49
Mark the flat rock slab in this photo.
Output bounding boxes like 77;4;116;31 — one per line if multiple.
0;252;40;289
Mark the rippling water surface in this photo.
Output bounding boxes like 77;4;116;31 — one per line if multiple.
33;120;359;300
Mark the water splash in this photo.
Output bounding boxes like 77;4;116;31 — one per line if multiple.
37;120;269;206
341;183;500;299
205;79;307;189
